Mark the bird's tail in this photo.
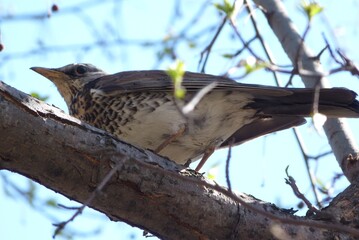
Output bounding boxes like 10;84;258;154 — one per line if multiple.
220;87;358;148
247;87;359;118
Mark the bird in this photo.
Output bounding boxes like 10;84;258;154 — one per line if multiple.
31;63;359;171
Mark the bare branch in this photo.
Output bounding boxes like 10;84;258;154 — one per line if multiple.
253;0;359;182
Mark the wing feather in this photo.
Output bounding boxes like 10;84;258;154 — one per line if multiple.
91;70;292;97
88;70;359;117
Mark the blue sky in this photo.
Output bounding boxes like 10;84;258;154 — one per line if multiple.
1;0;359;239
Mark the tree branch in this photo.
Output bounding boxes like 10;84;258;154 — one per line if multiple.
253;0;359;182
2;81;359;238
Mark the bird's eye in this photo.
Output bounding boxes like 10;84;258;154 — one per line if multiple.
75;65;88;75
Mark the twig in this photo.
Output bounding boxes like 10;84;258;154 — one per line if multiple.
293;128;322;208
285;166;320;214
199;16;227;73
225;139;235;192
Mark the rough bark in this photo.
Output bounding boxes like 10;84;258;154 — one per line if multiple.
1;81;359;239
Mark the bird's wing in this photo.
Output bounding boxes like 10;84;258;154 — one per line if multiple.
219;116;306;148
90;70;292;97
89;70;359;117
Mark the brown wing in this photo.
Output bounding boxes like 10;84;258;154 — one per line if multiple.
92;70;292;96
90;70;359;118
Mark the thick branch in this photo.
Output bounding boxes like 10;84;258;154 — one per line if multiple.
1;81;358;239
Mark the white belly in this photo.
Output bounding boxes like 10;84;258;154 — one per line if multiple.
117;91;256;164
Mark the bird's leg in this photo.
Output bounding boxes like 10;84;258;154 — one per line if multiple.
195;146;215;172
155;124;186;153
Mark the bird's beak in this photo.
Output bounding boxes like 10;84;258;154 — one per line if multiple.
30;67;66;83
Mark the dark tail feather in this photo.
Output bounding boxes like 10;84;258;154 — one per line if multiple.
221;87;358;148
247;88;359;118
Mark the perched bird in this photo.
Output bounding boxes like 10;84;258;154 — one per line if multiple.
31;63;359;170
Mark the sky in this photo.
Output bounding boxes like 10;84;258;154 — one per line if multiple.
1;0;359;239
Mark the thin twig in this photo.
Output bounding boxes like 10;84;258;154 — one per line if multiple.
293;128;322;208
199;16;228;73
285;166;320;214
225;139;235;192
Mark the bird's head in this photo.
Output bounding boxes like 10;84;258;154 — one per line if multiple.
31;63;107;107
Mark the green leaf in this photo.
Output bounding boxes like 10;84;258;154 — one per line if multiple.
301;1;323;21
45;199;58;208
166;60;186;99
26;180;37;206
241;57;267;74
214;0;235;18
222;53;234;59
188;41;196;49
30;92;49;101
207;165;219;180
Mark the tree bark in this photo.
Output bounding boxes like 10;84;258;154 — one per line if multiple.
1;81;359;239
